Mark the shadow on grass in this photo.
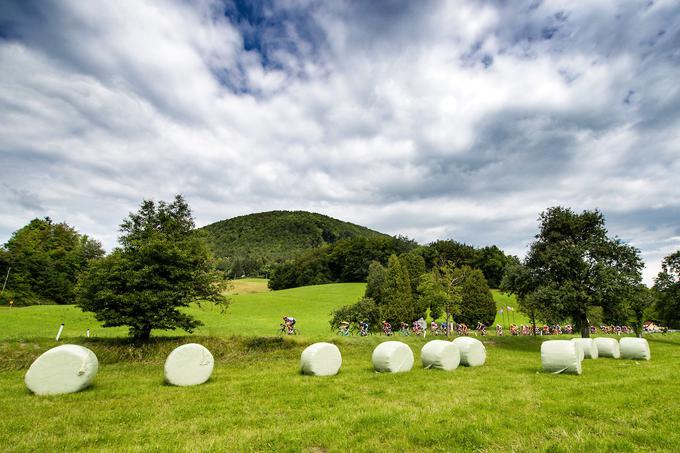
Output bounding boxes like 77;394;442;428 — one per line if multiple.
482;336;544;352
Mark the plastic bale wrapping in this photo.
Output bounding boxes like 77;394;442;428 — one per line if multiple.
25;345;99;395
452;337;486;367
541;340;582;375
372;341;414;373
164;343;214;386
571;338;598;359
421;340;460;371
571;340;585;362
300;342;342;376
619;337;651;360
594;337;620;359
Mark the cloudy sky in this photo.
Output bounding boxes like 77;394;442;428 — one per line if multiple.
1;0;679;284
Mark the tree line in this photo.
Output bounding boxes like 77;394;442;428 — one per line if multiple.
330;254;497;332
268;236;517;290
1;199;679;341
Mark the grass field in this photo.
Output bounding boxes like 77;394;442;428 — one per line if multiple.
0;281;678;451
0;281;522;340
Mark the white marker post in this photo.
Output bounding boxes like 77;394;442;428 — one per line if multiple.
56;323;64;341
86;328;90;338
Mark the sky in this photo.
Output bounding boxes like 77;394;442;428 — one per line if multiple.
1;0;679;285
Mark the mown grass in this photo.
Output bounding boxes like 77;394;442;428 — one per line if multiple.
0;334;678;452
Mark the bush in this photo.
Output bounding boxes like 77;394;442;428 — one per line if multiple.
329;297;381;332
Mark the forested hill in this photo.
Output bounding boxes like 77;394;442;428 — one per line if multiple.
199;211;389;276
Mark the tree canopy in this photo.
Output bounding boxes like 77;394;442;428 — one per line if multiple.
200;210;389;277
501;207;643;337
76;195;228;341
653;250;680;329
0;218;103;305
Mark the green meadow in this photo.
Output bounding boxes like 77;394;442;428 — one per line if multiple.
0;281;678;452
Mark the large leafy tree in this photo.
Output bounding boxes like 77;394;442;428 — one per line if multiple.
0;218;103;305
453;266;496;327
364;261;386;302
416;269;449;321
505;207;643;337
653;250;680;329
76;195;228;341
380;254;414;324
399;252;426;296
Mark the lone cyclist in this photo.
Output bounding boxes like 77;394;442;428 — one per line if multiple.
283;316;296;334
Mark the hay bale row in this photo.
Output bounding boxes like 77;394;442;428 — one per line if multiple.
541;337;651;376
26;336;649;394
25;343;216;395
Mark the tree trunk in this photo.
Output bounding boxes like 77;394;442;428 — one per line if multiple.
530;310;536;336
445;304;451;338
578;314;590;338
133;325;152;342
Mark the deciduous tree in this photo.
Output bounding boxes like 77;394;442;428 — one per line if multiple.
653;250;680;329
505;207;643;338
76;195;228;341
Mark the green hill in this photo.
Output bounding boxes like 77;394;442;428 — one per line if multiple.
200;211;389;276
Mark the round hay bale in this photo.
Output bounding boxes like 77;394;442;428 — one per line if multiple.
451;337;486;367
25;344;98;395
300;342;342;376
570;340;585;362
541;340;582;375
619;337;651;360
594;337;620;359
421;340;460;371
372;341;414;373
164;343;214;386
571;338;598;359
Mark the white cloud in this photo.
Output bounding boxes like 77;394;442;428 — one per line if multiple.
1;0;679;285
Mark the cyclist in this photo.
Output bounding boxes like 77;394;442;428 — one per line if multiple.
430;320;439;335
382;321;392;336
359;321;369;336
401;322;411;336
338;321;350;336
476;322;487;336
283;316;296;334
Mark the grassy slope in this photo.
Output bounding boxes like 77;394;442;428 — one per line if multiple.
0;283;521;340
0;282;365;340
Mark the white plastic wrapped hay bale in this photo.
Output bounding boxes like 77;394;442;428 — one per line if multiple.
372;341;414;373
571;338;598;359
421;340;460;371
164;343;214;386
594;337;620;359
300;342;342;376
25;344;98;395
451;337;486;367
541;340;582;375
572;340;585;362
619;337;651;360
